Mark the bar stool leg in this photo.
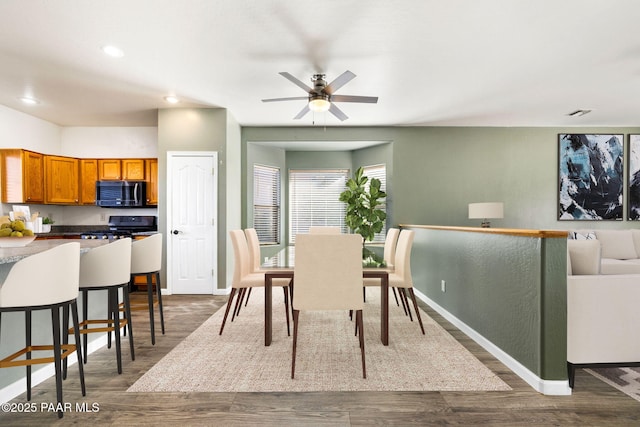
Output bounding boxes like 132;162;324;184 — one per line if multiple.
110;288;123;374
70;300;86;396
122;284;135;360
155;272;165;335
146;273;156;345
50;304;64;419
82;290;88;364
62;303;69;379
26;309;32;401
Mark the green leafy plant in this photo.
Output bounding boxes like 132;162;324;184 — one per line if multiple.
42;217;54;225
339;166;387;263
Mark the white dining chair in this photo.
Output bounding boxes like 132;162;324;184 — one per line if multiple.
292;233;366;379
363;227;400;304
309;226;341;234
219;230;291;335
73;238;134;374
0;242;84;419
242;228;293;311
389;229;425;334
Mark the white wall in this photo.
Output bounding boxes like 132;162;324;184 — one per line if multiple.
0;106;159;224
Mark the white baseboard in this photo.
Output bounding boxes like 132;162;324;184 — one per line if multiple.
413;288;572;396
0;332;111;404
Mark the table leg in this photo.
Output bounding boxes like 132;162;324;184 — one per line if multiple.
265;275;272;346
381;273;389;346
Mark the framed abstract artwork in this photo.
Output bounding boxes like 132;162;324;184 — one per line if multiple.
558;134;623;220
629;135;640;219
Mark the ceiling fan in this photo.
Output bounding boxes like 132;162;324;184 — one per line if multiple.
262;70;378;121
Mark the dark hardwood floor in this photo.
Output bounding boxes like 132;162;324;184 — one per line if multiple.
2;293;639;426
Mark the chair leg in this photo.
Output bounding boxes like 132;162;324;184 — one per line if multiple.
283;286;291;336
356;309;366;379
407;288;425;334
26;309;32;401
400;289;414;321
62;303;69;379
568;362;576;389
291;309;300;379
82;290;88;364
245;288;252;307
398;287;409;316
219;288;237;335
122;285;135;360
155;272;165;335
232;288;246;321
146;273;156;345
50;304;64;419
391;287;400;306
110;288;123;374
363;287;366;302
70;300;86;396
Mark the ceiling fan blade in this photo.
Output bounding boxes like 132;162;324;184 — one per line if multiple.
262;96;308;103
329;103;348;121
324;70;356;94
279;72;312;93
330;95;378;104
293;104;310;120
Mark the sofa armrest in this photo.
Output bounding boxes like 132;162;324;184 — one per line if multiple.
568;274;640;363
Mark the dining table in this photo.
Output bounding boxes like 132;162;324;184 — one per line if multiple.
262;246;391;347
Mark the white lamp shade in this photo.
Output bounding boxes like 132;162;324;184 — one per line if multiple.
468;202;504;219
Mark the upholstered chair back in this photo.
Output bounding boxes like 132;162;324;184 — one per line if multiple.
309;226;341;234
131;233;162;274
244;228;261;273
79;238;132;288
383;228;400;267
294;234;363;311
393;230;415;286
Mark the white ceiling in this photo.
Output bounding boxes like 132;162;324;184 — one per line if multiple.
1;1;640;128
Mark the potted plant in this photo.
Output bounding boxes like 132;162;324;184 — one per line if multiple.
42;216;54;233
339;166;387;266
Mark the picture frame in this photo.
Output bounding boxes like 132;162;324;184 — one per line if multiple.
629;135;640;220
558;133;623;220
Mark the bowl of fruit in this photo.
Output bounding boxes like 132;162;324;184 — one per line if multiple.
0;220;36;247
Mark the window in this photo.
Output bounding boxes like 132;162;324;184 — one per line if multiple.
362;164;387;243
289;169;349;244
253;164;280;245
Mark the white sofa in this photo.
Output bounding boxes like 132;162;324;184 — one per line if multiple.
566;239;640;388
569;229;640;274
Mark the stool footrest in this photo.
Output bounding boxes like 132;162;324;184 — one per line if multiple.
70;318;128;335
0;344;77;368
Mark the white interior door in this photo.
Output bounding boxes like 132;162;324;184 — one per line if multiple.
167;151;218;294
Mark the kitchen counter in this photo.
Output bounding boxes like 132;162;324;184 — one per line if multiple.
0;239;109;265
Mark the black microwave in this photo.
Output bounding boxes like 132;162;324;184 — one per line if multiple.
96;180;147;207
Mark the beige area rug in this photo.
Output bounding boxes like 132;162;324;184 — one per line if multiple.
127;287;511;393
587;368;640;402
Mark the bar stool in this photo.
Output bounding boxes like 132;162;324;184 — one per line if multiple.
0;242;84;419
71;238;134;374
129;233;164;345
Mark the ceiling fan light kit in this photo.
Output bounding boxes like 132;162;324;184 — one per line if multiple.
262;70;378;122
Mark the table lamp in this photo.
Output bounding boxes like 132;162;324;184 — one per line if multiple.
468;202;504;228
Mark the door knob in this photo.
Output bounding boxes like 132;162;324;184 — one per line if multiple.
172;230;180;235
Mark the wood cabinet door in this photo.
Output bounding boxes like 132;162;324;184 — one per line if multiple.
23;150;44;203
98;159;121;180
45;156;79;204
145;158;158;205
79;159;98;205
122;159;145;180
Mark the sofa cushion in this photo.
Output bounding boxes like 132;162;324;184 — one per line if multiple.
601;258;640;274
595;230;638;260
567;240;601;275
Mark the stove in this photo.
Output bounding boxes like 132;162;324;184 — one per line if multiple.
81;215;157;240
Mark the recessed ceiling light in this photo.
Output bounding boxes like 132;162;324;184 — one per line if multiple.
568;109;592;117
164;96;180;104
101;45;124;58
19;96;40;105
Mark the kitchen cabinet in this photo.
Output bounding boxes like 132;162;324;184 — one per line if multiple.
44;155;79;204
0;149;44;203
98;158;145;180
79;159;98;205
145;158;158;205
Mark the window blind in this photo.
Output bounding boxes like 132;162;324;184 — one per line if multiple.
289;169;348;244
253;164;280;245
